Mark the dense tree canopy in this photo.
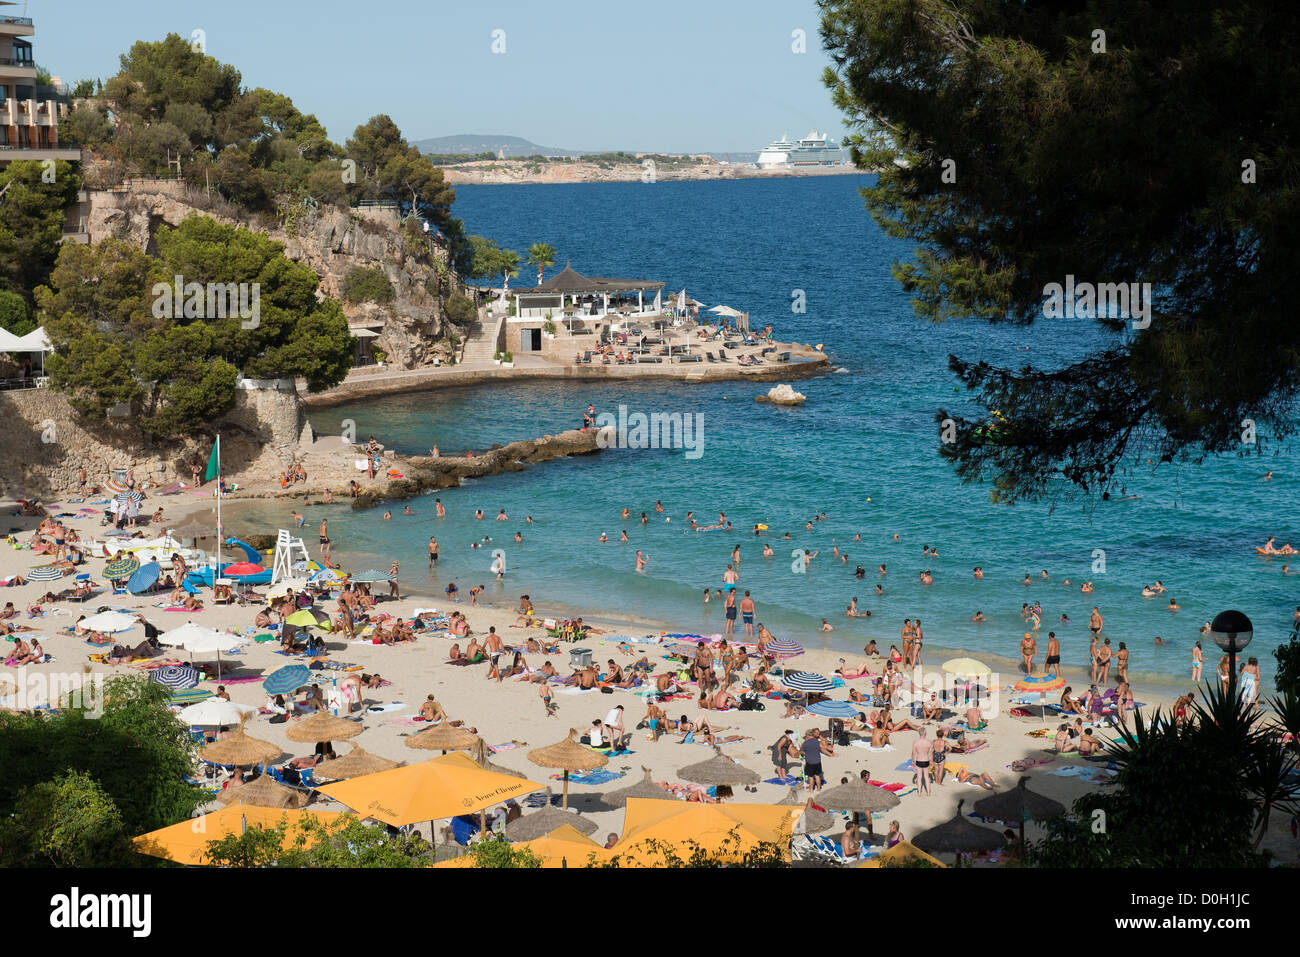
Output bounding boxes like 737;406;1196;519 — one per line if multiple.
820;0;1300;501
0;676;205;848
37;216;354;440
0;160;82;312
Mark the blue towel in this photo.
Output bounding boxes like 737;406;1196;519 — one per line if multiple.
763;776;803;785
451;815;480;846
569;769;624;786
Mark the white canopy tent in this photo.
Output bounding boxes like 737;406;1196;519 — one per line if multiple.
1;325;53;376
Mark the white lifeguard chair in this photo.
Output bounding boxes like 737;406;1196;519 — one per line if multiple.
271;529;311;583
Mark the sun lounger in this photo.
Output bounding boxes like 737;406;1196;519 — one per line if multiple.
717;349;733;361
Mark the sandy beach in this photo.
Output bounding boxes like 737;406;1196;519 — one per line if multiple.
13;485;1286;866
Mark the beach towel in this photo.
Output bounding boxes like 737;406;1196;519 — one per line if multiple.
1049;766;1087;777
365;702;406;714
852;742;896;752
561;769;624;786
383;717;424;728
764;776;804;785
559;687;593;696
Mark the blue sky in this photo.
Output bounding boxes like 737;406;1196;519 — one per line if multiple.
32;0;843;153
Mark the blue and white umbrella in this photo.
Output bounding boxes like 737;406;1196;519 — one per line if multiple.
126;561;162;594
782;671;833;693
263;664;312;695
807;700;862;719
25;565;64;582
764;638;805;659
148;665;202;690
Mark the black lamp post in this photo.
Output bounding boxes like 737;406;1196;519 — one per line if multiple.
1209;610;1253;698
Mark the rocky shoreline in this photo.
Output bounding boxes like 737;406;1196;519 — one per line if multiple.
441;159;867;186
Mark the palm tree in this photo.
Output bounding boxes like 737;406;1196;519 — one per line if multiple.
526;243;557;286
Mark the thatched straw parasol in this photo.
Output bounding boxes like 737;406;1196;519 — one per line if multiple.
973;775;1065;844
216;773;310;810
777;787;834;833
506;805;598;842
285;711;364;744
468;738;526;779
199;721;283;767
528;729;609;810
601;767;670;809
912;799;1005;866
814;777;901;843
404;722;481;754
677;746;760;787
312;741;403;781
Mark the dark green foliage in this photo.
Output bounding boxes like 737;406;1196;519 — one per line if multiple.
443;293;476;326
0;771;134;867
0;287;33;335
341;265;394;304
0;676;205;849
0;160;82;305
1273;620;1300;697
205;815;436;867
820;0;1300;502
38;216;353;439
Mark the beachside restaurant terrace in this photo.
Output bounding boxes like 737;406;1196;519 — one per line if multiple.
510;264;665;323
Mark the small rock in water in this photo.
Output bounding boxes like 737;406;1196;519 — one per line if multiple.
757;383;806;405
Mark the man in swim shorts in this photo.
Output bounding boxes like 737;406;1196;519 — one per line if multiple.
739;590;755;639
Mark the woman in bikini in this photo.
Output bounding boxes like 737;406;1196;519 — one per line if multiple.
1116;642;1130;683
1089;635;1100;683
931;728;949;784
1191;641;1203;682
1097;638;1113;684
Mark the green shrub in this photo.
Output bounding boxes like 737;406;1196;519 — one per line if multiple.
341;265;394;304
443;294;475;325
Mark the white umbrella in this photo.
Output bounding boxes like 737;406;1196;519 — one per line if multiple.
160;622;241;654
709;305;744;318
78;610;139;634
177;698;258;727
161;621;246;680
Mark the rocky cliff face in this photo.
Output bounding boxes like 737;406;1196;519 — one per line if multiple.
86;187;464;370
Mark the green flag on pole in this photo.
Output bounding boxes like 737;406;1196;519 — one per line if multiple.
203;437;220;482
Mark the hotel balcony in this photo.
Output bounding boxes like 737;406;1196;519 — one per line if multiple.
0;15;34;37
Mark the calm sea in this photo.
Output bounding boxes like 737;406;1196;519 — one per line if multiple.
232;175;1299;691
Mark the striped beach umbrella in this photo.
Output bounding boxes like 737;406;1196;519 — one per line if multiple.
263;664;312;695
782;671;833;693
806;700;861;718
1013;674;1066;694
764;638;805;660
25;565;64;582
148;665;202;690
104;478;128;494
104;554;141;580
349;569;394;583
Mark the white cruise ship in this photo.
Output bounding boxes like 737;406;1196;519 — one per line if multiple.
755;130;844;168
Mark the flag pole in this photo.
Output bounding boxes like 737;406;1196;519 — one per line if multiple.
215;434;222;581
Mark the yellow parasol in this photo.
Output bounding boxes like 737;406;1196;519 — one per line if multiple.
132;806;346;866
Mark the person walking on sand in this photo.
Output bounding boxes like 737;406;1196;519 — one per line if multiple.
388;562;401;600
539;678;556;717
739;590;756;640
801;729;827;792
912;727;933;796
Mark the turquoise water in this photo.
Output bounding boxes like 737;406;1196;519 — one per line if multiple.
240;176;1298;690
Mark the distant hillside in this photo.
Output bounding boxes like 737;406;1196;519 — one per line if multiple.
413;134;583;158
415;134;765;164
